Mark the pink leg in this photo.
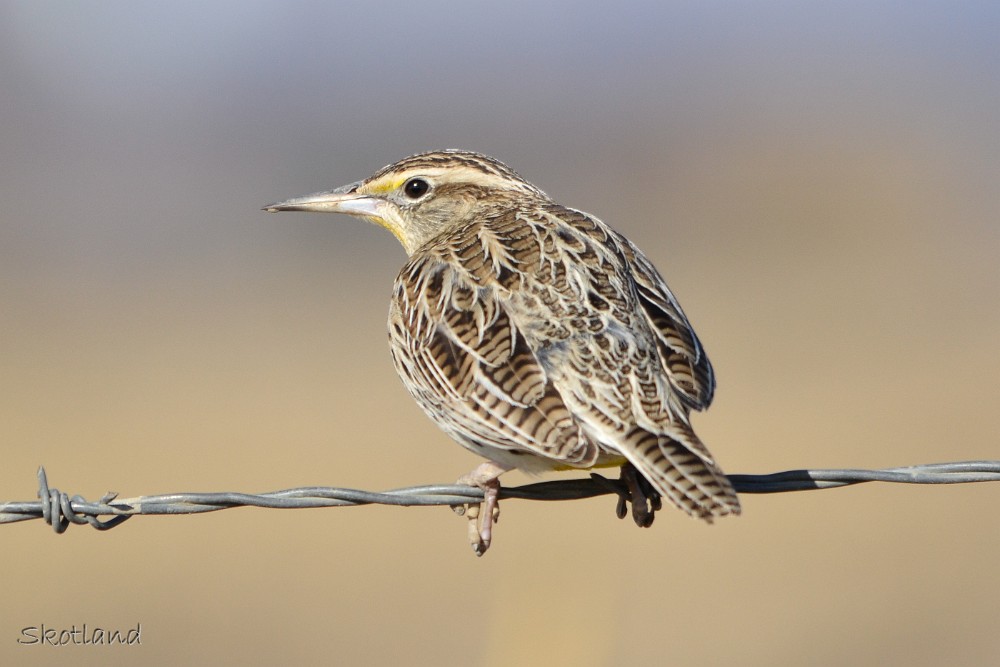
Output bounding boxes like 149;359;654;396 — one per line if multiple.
456;461;510;556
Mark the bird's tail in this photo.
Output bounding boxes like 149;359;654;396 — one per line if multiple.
620;425;740;520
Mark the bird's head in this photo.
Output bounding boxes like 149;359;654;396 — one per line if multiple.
263;150;548;254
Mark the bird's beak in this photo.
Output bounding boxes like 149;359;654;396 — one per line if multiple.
262;181;383;218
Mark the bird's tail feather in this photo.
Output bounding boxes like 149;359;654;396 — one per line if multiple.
620;426;741;520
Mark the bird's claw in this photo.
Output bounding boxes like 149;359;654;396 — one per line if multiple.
591;465;660;527
466;487;501;556
455;462;506;556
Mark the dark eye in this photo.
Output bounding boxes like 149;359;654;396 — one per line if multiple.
403;178;430;199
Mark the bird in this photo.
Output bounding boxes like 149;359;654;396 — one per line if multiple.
264;150;740;554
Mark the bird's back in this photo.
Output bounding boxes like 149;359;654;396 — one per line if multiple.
388;200;739;518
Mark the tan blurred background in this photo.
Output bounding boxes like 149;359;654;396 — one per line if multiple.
2;1;998;665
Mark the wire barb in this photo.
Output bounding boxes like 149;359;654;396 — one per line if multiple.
1;461;998;533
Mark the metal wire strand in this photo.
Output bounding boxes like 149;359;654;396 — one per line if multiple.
1;461;998;533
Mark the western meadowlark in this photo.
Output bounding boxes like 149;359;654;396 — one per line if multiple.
264;150;740;554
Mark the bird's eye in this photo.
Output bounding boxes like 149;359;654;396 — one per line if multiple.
403;178;430;199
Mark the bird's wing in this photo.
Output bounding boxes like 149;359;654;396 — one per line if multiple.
612;233;716;410
389;252;599;468
511;205;737;517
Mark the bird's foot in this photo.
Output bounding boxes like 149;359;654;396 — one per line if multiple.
592;464;661;527
622;463;660;527
453;462;509;556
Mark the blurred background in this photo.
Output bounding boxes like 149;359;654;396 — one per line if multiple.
2;1;998;665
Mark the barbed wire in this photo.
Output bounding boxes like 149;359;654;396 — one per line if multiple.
1;461;998;534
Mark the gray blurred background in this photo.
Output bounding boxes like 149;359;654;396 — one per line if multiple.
2;1;998;665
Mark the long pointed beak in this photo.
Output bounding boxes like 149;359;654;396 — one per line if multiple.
262;181;383;218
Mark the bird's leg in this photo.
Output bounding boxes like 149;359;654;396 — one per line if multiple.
621;463;658;528
454;461;510;556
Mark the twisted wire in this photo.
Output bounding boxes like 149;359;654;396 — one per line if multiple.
2;461;998;533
